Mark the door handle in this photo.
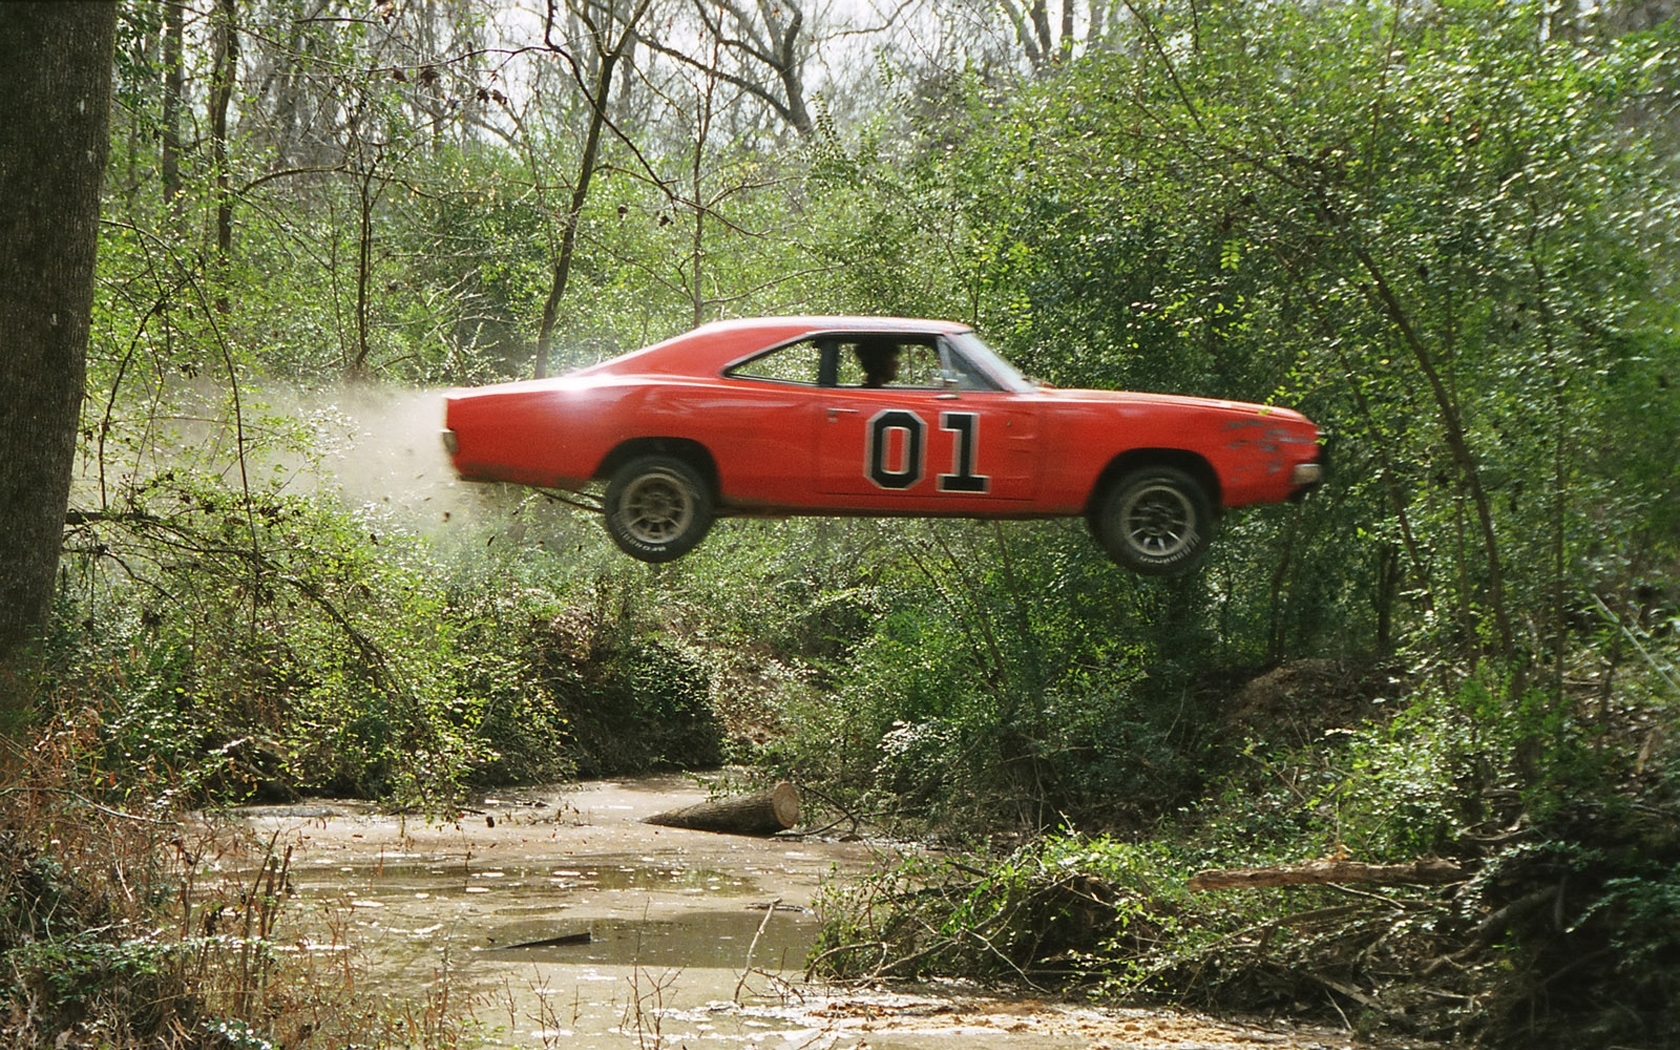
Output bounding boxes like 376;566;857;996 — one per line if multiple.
826;407;859;419
935;393;960;400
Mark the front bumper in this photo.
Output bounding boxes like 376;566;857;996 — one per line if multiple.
1288;435;1329;500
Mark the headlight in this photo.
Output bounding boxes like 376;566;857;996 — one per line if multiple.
1292;462;1323;486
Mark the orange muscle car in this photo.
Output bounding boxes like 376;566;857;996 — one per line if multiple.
442;317;1323;573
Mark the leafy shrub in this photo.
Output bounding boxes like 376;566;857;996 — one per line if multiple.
535;591;721;776
813;836;1199;985
50;470;727;806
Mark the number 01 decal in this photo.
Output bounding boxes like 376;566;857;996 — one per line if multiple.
938;412;989;493
865;410;990;493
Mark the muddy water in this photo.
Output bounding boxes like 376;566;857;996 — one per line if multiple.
239;777;1363;1049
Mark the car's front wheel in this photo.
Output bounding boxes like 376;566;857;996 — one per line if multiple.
604;455;714;562
1092;466;1213;575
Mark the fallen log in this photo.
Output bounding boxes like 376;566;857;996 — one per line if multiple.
1188;857;1466;891
489;930;592;951
643;782;800;837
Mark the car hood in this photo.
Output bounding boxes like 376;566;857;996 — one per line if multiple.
1038;386;1314;424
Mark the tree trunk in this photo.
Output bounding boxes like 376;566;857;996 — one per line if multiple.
535;0;647;379
210;0;239;259
533;46;615;379
161;0;184;211
0;2;118;720
643;782;800;836
352;162;377;375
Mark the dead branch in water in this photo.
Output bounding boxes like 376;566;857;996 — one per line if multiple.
1188;857;1467;891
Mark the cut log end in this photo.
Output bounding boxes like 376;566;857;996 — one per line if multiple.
643;782;800;837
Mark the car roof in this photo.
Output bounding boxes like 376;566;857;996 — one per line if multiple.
573;316;974;379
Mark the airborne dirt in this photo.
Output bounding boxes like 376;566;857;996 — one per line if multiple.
240;776;1375;1049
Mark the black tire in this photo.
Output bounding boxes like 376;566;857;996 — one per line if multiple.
1092;466;1214;576
603;455;714;562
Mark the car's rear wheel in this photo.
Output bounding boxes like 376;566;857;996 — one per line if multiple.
604;455;714;562
1092;466;1213;575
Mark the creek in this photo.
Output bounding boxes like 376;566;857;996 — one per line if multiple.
238;775;1360;1049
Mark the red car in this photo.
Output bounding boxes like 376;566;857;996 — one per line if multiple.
442;317;1323;574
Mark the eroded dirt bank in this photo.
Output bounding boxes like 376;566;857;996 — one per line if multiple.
236;777;1386;1049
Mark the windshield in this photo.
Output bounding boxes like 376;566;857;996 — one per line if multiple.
946;331;1035;393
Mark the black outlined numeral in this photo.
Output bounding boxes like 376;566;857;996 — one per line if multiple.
864;409;991;494
938;412;989;493
867;410;925;489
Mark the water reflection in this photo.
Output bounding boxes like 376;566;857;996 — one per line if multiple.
293;857;760;900
484;911;811;970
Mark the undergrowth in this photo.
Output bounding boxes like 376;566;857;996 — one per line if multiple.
0;716;487;1049
811;651;1680;1049
49;478;729;808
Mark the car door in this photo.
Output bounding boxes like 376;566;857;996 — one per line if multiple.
816;335;1039;509
702;336;830;507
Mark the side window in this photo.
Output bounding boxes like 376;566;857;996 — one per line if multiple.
896;342;943;387
726;339;823;384
835;337;943;389
834;342;870;387
940;343;1001;391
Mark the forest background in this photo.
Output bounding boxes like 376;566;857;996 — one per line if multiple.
2;0;1679;1046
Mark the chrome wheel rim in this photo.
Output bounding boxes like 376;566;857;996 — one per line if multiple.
1120;482;1195;559
620;471;693;545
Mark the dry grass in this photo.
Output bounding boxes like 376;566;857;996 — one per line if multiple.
0;712;482;1049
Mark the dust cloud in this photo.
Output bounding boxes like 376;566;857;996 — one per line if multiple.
296;383;469;531
288;382;605;554
77;377;601;553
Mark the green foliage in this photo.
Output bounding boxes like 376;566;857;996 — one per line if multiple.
52;464;726;805
757;522;1228;833
813;835;1200;985
3;933;179;1033
1323;678;1517;859
1595;868;1680;974
532;583;722;776
816;631;1680;1045
837;0;1680;684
